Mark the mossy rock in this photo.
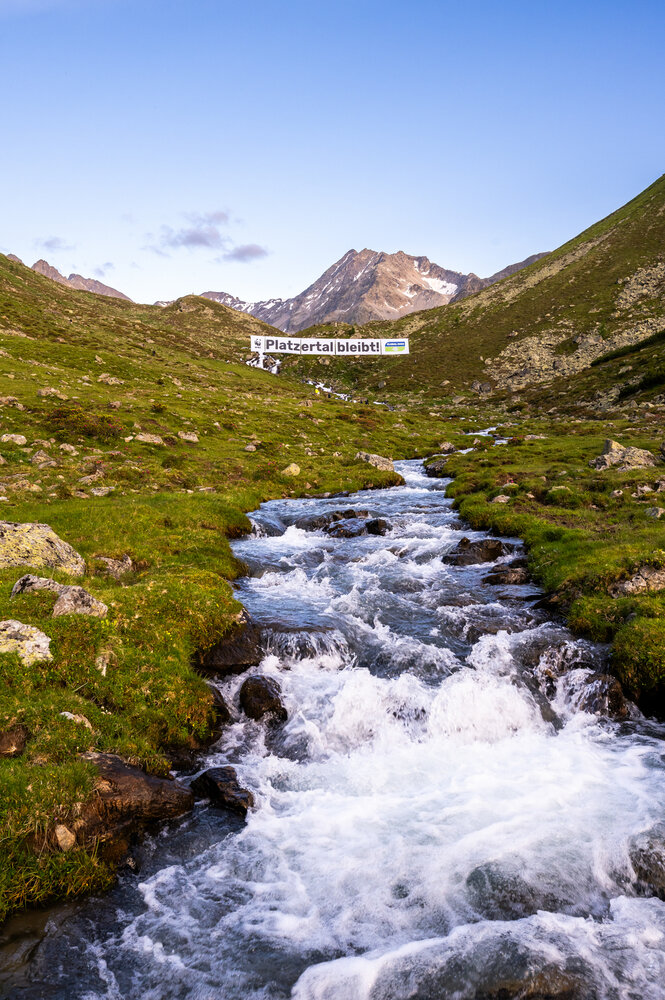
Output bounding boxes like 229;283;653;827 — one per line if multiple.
612;617;665;712
0;521;85;575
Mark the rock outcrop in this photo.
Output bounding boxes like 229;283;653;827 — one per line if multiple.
0;521;85;575
355;451;394;472
590;439;657;471
51;753;194;859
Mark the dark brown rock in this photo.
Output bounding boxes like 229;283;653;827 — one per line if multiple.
576;673;629;720
0;723;29;758
196;612;264;676
191;766;254;817
483;564;530;585
630;824;665;899
239;675;287;723
294;508;373;532
325;518;368;538
366;517;391;535
424;456;449;478
447;536;513;566
475;968;587;999
54;753;194;861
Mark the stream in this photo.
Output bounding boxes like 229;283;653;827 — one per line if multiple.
3;460;665;998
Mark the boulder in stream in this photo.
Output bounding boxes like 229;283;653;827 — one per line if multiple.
196;612;264;676
239;675;287;723
446;536;514;566
46;753;194;861
191;766;254;817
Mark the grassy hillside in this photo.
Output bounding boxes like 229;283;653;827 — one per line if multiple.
1;173;665;923
0;252;464;920
277;173;665;400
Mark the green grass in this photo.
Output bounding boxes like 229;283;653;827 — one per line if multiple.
0;251;475;920
441;418;665;714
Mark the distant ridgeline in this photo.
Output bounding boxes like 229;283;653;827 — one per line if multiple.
250;335;409;356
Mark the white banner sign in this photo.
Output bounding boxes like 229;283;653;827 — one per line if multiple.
250;335;409;356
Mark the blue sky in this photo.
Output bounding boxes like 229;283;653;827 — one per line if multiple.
1;0;663;303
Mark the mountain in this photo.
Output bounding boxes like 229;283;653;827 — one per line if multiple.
200;248;547;333
29;257;132;300
283;174;664;402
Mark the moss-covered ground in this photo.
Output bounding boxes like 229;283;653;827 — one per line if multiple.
0;257;470;920
441;413;665;711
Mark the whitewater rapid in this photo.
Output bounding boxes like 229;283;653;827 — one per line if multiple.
3;461;665;999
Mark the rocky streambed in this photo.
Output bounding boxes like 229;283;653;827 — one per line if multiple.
3;460;665;999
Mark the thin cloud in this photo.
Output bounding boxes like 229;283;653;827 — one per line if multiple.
36;235;75;252
93;262;114;277
221;243;269;262
144;210;266;263
155;210;231;251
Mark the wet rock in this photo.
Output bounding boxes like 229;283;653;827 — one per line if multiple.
96;554;134;580
424;456;449;478
366;517;391;536
355;450;394;472
326;518;368;538
294;508;373;532
62;752;194;861
609;564;665;596
239;675;287;723
191;766;254;817
474;968;587;1000
211;686;232;725
446;537;513;566
630;823;665;899
575;672;629;720
0;620;52;665
196;613;264;676
0;723;29;758
483;561;530;585
589;438;656;471
0;521;85;574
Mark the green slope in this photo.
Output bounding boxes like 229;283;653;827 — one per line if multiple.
278;173;665;400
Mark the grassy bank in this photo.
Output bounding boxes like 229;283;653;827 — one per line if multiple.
441;414;665;712
0;346;466;919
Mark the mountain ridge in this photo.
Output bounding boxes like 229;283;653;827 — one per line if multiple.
200;248;548;332
24;256;132;301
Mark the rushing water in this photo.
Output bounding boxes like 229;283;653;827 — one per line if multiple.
3;461;665;999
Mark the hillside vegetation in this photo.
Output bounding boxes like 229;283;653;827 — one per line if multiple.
1;172;665;923
0;253;456;919
279;173;665;401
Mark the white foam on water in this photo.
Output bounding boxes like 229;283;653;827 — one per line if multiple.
19;461;665;1000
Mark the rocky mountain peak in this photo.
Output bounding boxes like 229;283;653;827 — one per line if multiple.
200;248;545;333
